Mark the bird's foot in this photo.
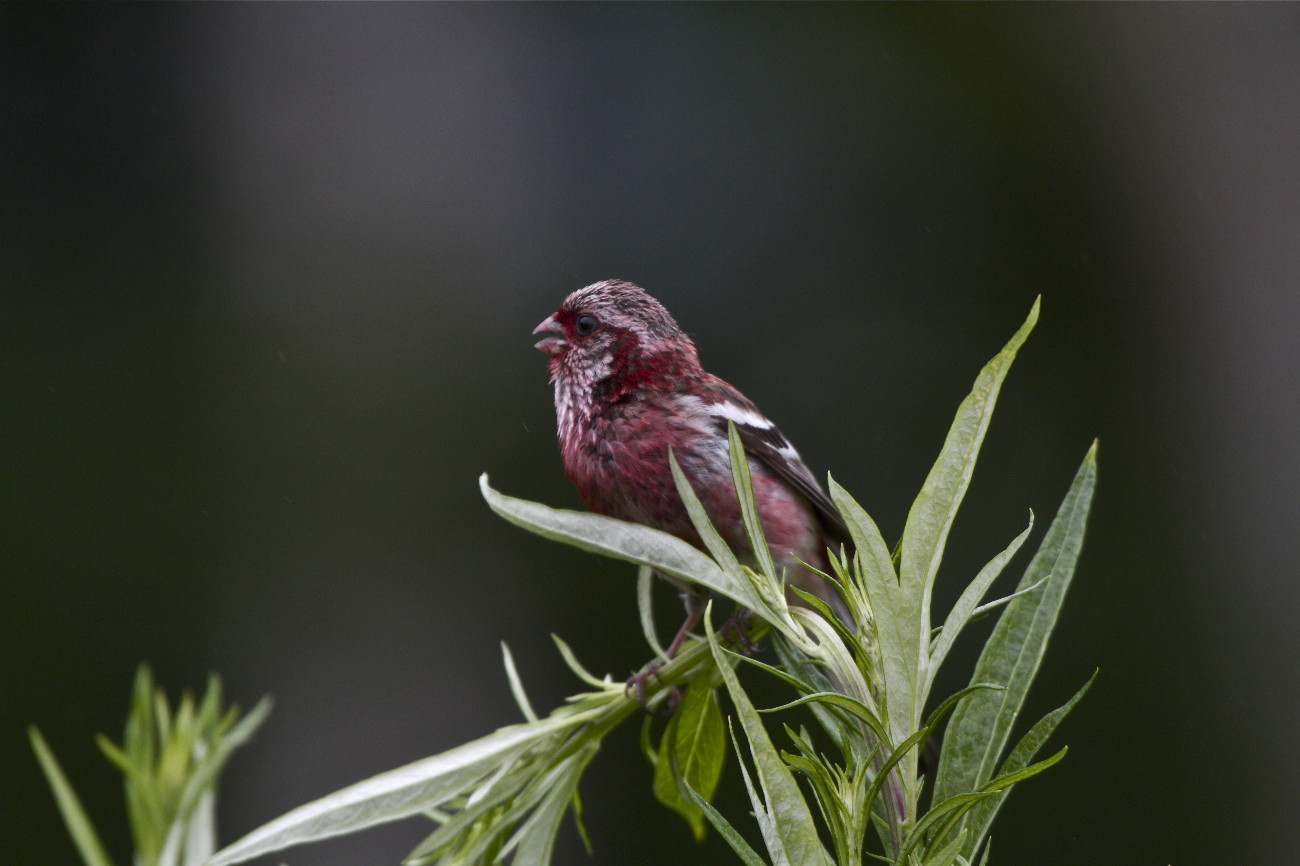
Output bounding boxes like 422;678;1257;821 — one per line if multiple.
625;661;680;715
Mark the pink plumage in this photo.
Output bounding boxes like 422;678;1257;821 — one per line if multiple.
534;280;850;645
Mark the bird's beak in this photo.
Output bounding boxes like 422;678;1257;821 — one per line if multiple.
533;314;567;355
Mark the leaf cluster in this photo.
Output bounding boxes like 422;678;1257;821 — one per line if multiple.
30;665;270;866
620;297;1099;866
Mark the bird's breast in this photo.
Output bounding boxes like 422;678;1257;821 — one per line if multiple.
557;392;723;526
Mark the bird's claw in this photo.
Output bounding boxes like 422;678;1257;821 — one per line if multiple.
626;661;680;714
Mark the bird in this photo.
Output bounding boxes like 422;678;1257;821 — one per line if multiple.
533;279;852;657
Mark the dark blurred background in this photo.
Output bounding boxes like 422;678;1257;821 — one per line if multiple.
5;4;1297;864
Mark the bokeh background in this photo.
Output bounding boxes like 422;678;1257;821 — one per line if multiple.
6;4;1298;864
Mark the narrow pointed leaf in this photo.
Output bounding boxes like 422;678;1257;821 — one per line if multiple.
999;672;1095;778
900;298;1040;670
829;477;917;743
861;726;930;837
206;712;591;866
732;650;812;694
481;475;759;610
933;441;1096;822
966;573;1049;620
676;772;770;866
767;636;860;758
922;683;1003;743
29;727;117;866
928;515;1033;688
549;635;613;690
981;745;1068;791
962;672;1096;856
637;565;668;659
406;764;532;862
927;750;1070;861
706;610;833;866
923;826;968;866
826;477;895;594
897;790;997;865
171;696;273;852
669;449;744;575
757;692;889;745
503;743;598;866
726;421;776;580
502;643;538;723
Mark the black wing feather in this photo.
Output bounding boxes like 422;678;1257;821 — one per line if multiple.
718;416;853;549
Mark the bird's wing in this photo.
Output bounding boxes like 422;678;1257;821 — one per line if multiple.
699;389;853;549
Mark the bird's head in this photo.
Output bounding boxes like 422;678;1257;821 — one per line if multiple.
533;280;698;386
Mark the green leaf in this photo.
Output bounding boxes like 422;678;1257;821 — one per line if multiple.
167;694;272;863
859;726;931;845
980;745;1068;791
1000;671;1095;778
826;477;895;597
897;790;997;865
787;586;848;639
637;565;669;659
653;683;726;841
922;826;968;866
910;748;1066;866
962;671;1097;859
480;474;759;611
669;447;745;577
502;743;599;866
965;573;1049;621
29;726;117;866
757;692;889;746
571;785;593;854
676;773;771;866
933;441;1096;846
726;421;776;580
641;714;661;767
502;642;539;723
900;298;1040;722
420;741;573;866
829;477;917;745
920;683;1003;757
706;608;834;866
549;635;613;690
767;636;861;760
67;666;271;866
206;711;595;866
405;764;532;863
928;515;1034;688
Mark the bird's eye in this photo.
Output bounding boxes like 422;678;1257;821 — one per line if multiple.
574;314;598;335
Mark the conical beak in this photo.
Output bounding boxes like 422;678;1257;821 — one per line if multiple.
533;314;566;355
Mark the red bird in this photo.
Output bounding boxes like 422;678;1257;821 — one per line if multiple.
534;280;851;654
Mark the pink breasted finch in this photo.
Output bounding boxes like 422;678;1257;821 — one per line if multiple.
534;280;851;656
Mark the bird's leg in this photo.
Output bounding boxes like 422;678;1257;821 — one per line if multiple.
626;587;708;709
663;588;708;658
625;653;672;712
